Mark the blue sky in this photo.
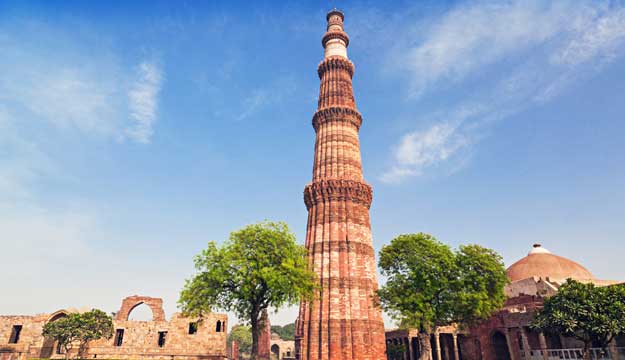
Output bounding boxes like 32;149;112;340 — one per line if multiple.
1;0;625;327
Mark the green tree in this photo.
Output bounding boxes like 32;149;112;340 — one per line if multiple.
228;325;253;355
179;221;317;360
532;280;625;360
377;233;507;360
42;309;113;360
271;323;295;341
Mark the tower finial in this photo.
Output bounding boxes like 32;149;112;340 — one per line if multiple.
323;9;349;59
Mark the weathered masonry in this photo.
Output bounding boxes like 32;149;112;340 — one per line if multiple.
0;295;227;360
294;9;386;360
384;244;625;360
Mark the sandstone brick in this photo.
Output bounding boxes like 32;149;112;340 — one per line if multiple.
0;295;227;360
295;9;386;360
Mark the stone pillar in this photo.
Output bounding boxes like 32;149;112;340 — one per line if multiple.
404;337;411;360
504;328;517;360
230;341;239;360
609;339;620;360
520;328;531;360
538;333;549;360
258;310;271;360
435;332;442;360
452;334;460;360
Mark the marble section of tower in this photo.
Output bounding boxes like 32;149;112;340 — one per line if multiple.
294;9;386;360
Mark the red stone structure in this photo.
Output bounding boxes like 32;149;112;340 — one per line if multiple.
258;310;271;360
295;9;386;360
229;340;239;360
384;244;625;360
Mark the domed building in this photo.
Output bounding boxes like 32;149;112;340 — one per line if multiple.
507;244;595;282
461;244;622;360
385;244;623;360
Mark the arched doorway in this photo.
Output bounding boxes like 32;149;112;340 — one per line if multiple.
127;303;154;321
40;311;69;358
492;331;511;360
115;296;165;322
271;344;280;359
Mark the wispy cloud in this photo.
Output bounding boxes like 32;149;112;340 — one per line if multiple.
236;89;272;122
0;20;165;293
234;76;297;121
0;20;166;204
401;1;604;97
381;0;625;183
554;6;625;66
381;108;477;183
0;107;57;201
126;61;164;143
0;20;164;144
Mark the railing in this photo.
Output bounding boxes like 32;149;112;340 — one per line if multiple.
521;348;625;360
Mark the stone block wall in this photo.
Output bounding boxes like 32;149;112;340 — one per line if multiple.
0;296;227;360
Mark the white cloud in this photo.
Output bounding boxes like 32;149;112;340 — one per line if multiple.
382;0;625;183
236;89;271;121
0;108;57;200
234;76;297;121
126;62;164;143
380;107;480;183
554;6;625;66
0;21;171;312
0;21;164;143
403;1;578;96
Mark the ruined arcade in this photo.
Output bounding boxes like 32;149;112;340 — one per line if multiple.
0;296;227;360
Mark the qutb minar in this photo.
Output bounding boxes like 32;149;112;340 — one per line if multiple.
295;9;386;360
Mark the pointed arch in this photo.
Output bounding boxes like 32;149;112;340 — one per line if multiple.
115;296;165;321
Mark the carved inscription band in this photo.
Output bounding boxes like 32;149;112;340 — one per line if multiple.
309;240;376;258
317;56;355;78
304;179;373;210
312;106;362;131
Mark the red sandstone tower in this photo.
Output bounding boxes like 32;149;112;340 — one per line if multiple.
295;9;386;360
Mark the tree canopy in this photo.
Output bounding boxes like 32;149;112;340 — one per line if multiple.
179;221;317;360
271;323;295;341
42;309;113;360
532;280;625;359
228;325;253;355
377;233;508;360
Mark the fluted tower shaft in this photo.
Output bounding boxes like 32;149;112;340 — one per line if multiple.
295;10;386;360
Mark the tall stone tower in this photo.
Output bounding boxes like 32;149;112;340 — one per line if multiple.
295;9;386;360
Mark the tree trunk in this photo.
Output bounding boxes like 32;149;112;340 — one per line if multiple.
78;341;88;359
251;313;259;360
419;332;433;360
582;342;591;360
63;345;71;360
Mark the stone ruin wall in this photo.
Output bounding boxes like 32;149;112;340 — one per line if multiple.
0;314;48;360
0;296;227;360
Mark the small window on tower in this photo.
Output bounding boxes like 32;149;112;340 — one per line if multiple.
114;329;124;346
188;322;198;335
216;320;222;333
158;331;167;347
9;325;22;344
